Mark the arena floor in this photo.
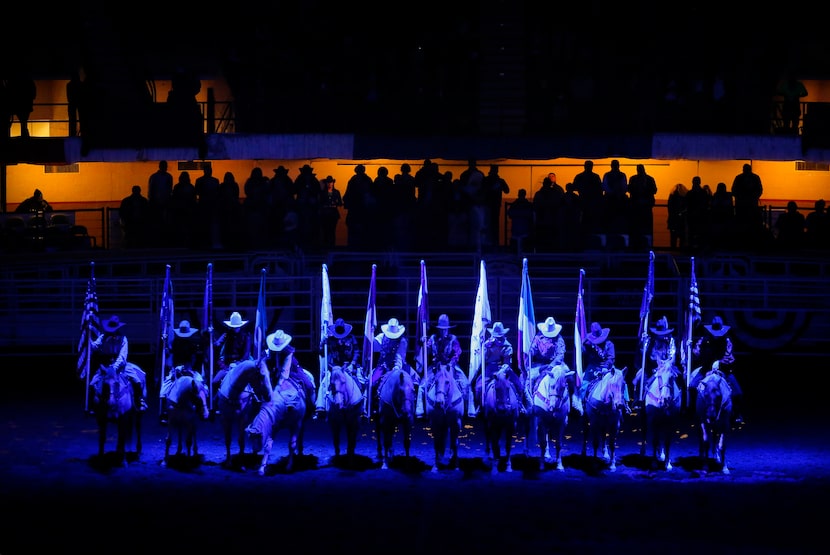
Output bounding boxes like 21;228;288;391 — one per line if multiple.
1;365;827;555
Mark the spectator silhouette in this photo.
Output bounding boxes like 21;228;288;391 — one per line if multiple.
294;164;322;253
218;171;244;251
805;199;830;250
15;188;53;213
5;70;36;138
482;164;510;249
731;163;764;240
533;173;564;252
601;159;629;235
270;165;297;249
194;164;221;250
243;167;272;250
392;163;417;251
710;182;735;247
447;171;471;250
343;164;375;250
148;160;174;247
414;159;445;250
685;176;710;250
573;160;604;236
371;166;395;251
66;69;86;138
118;185;150;249
507;188;533;254
170;171;197;248
667;183;688;250
459;159;485;251
627;164;657;244
319;175;342;250
775;201;805;250
776;71;807;135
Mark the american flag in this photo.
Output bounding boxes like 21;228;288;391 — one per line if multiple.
417;260;429;343
77;262;100;379
637;251;655;340
574;269;587;388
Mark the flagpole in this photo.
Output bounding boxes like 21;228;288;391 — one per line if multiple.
159;264;173;415
419;260;428;380
206;263;215;411
363;264;377;418
685;257;696;408
319;263;333;413
638;250;655;402
574;268;586;389
83;261;96;413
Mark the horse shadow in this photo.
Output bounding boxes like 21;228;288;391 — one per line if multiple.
378;455;430;474
327;453;376;472
561;453;617;476
211;452;321;475
87;450;141;472
160;453;205;472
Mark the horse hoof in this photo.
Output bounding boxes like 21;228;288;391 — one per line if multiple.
722;466;730;475
609;464;617;472
431;465;439;474
506;464;513;473
258;467;266;477
666;461;673;472
382;462;389;470
556;462;564;472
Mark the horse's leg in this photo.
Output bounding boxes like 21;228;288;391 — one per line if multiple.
719;432;729;475
330;414;342;458
450;417;460;470
222;415;233;467
346;410;359;459
608;430;617;472
257;433;272;477
431;417;443;473
581;414;590;457
504;422;514;473
162;425;172;467
524;414;537;457
555;418;565;471
286;428;297;473
537;415;548;470
375;413;383;462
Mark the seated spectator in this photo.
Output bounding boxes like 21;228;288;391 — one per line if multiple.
15;189;53;213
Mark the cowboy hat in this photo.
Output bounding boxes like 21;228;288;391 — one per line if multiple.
174;320;198;338
585;322;609;344
381;318;405;339
328;318;353;339
223;311;248;328
435;314;455;329
267;329;292;352
102;315;125;333
537;316;562;338
488;321;509;337
704;315;730;337
649;316;674;336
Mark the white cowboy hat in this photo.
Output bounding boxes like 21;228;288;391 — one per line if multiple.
487;321;509;337
174;320;198;338
537;316;562;338
381;318;405;339
224;311;248;328
266;329;292;352
585;322;609;344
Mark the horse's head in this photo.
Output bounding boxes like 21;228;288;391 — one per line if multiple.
190;377;210;420
391;369;415;416
431;365;456;410
697;371;731;422
650;363;681;409
330;366;355;410
598;368;626;411
539;365;573;412
99;364;131;418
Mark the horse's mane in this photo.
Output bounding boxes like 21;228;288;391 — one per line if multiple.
589;368;625;403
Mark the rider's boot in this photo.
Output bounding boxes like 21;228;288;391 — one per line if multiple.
133;382;148;412
159;397;169;425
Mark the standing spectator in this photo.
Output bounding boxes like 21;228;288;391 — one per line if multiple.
392;163;417;251
242;167;271;250
271;166;297;249
805;199;830;249
710;182;735;247
775;201;806;250
148;160;174;247
118;185;150;249
414;159;444;249
562;182;582;251
731;163;764;233
573;160;604;236
319;175;342;250
194;164;221;250
627;164;657;243
170;171;197;248
371;166;394;250
294;164;322;252
343;164;375;250
533;173;564;252
482;164;510;249
217;171;244;251
507;188;534;254
459;159;486;250
685;176;710;250
5;71;36;138
601;159;628;234
776;71;807;135
667;183;688;250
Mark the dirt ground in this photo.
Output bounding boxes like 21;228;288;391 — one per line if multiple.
1;354;828;554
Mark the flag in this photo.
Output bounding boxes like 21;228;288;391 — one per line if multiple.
362;264;377;375
417;259;429;374
681;257;702;369
517;258;535;375
159;264;175;376
77;262;100;379
637;250;655;340
468;260;492;383
362;264;378;417
574;269;587;388
203;263;215;409
254;268;268;358
321;263;334;346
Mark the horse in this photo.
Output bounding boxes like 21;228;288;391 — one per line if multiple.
532;365;574;471
91;362;143;466
642;361;683;470
246;369;309;476
326;365;365;463
582;367;627;471
161;374;210;468
215;359;273;468
695;369;733;474
483;365;520;474
376;367;416;470
425;363;466;472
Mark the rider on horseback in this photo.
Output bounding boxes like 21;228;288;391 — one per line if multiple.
370;318;419;411
89;315;147;414
470;322;528;415
159;320;205;425
632;316;680;409
318;318;365;415
693;315;743;423
266;329;316;420
578;321;631;415
528;316;576;412
415;314;469;418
